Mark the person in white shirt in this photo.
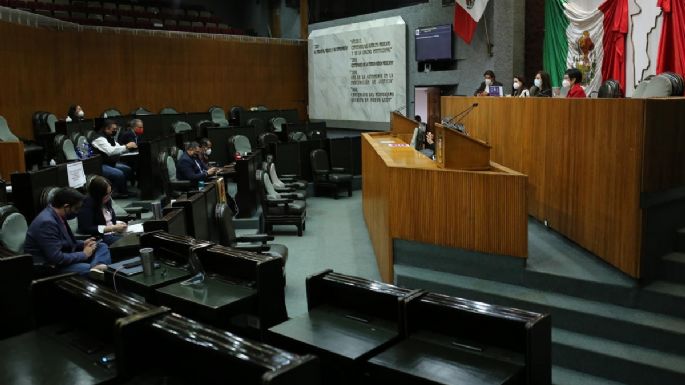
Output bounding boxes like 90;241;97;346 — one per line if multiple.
91;120;137;198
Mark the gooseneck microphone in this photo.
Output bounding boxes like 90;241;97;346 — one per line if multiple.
442;103;479;134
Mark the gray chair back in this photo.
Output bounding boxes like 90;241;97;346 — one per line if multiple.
210;107;229;128
45;113;57;133
166;155;179;182
103;108;121;117
231;135;252;155
160;107;179;114
0;206;28;253
172;121;192;133
0;116;19;142
270;117;287;133
63;139;79;161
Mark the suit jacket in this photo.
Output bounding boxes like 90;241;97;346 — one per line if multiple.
474;80;504;96
77;196;118;236
24;207;86;266
177;152;208;183
117;129;138;146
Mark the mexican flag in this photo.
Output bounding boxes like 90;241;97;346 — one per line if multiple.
543;0;628;94
453;0;491;44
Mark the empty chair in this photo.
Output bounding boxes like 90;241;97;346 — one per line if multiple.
258;170;306;236
102;108;121;117
229;134;252;156
247;117;266;131
270;117;287;133
258;132;279;150
158;152;192;198
214;202;288;264
266;156;306;190
209;106;229;128
62;138;78;161
229;105;243;123
0;205;28;254
0;116;44;170
131;107;152;115
310;148;352;199
163;18;177;27
289;130;307;142
172;121;192;134
598;79;622;98
159;106;179;114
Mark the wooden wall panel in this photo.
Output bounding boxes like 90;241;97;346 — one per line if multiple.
442;97;647;277
363;133;527;282
642;98;685;193
0;142;26;180
0;21;307;139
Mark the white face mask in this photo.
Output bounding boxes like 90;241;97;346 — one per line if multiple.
513;82;520;90
562;79;571;88
205;149;212;156
534;78;542;88
77;110;84;118
484;78;492;86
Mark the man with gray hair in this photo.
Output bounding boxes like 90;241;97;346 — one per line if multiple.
118;118;143;146
176;141;219;184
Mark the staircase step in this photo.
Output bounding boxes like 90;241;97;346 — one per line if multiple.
677;228;685;252
553;328;685;385
395;266;685;354
552;366;625;385
639;280;685;318
659;252;685;284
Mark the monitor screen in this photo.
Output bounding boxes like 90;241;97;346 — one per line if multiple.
415;24;452;62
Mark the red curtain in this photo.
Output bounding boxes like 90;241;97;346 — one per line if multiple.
657;0;685;81
599;0;629;95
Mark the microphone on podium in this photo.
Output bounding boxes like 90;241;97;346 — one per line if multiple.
443;103;479;134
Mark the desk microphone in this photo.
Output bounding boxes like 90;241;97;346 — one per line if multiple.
446;103;479;125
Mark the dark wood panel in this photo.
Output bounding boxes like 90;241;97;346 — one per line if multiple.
442;96;647;278
642;98;685;193
0;21;307;140
0;142;26;179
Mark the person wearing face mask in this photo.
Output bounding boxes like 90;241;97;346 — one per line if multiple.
67;105;85;122
198;137;213;167
512;75;529;97
24;187;112;276
177;141;219;185
91;120;137;198
530;70;553;97
118;118;143;146
474;70;504;96
78;176;127;246
563;68;587;98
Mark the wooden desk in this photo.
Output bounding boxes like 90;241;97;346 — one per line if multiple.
442;97;685;278
362;132;527;282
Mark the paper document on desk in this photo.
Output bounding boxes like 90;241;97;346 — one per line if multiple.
66;161;86;188
127;223;145;233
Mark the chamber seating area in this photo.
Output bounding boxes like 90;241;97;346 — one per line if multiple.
0;0;248;35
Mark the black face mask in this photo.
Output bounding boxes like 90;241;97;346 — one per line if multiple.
65;206;79;220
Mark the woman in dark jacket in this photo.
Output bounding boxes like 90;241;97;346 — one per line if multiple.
67;104;85;121
78;176;127;245
530;70;553;97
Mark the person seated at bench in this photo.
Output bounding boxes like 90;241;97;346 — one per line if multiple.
66;104;85;122
24;187;111;276
78;176;127;246
198;137;213;167
118;118;143;146
177;141;219;184
91;119;137;198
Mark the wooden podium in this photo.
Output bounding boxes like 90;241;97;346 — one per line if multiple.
361;112;528;282
434;123;491;170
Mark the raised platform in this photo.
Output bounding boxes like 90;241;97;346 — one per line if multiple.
393;218;685;385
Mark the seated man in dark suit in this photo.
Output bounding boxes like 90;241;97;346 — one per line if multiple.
24;187;112;276
176;141;219;184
